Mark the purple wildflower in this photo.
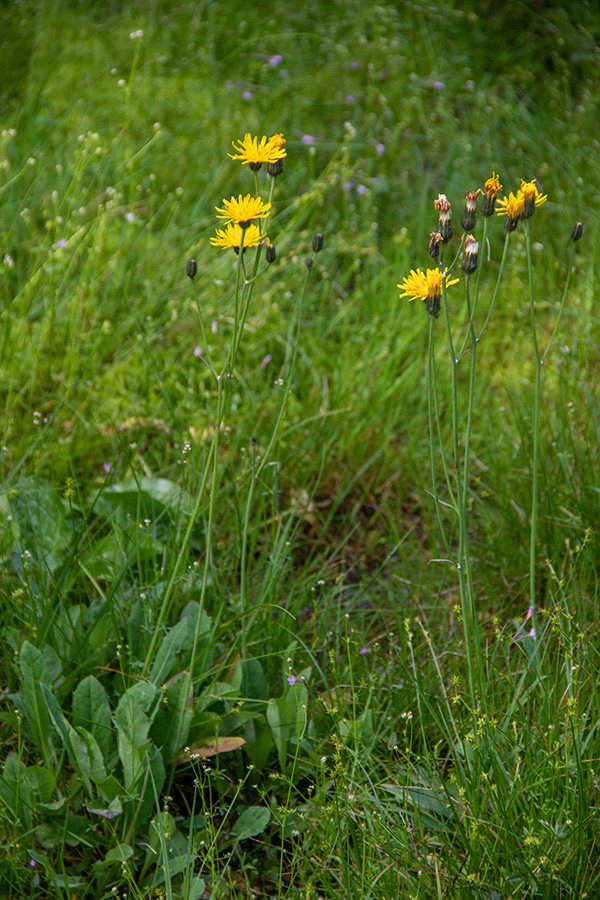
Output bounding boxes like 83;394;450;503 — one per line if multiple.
301;134;315;145
345;94;355;104
103;461;113;474
287;674;297;686
269;55;283;66
432;81;445;90
194;346;202;357
357;184;367;195
243;90;252;101
375;143;386;153
261;354;272;369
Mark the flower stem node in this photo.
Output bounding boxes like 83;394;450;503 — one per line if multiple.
570;221;583;242
461;190;481;231
186;259;197;280
434;193;453;242
429;232;443;260
312;233;324;253
481;172;502;216
460;234;479;275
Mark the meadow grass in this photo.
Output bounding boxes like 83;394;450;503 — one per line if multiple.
1;1;600;898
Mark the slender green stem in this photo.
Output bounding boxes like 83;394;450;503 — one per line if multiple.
441;281;477;707
427;316;456;561
525;220;541;611
476;231;511;343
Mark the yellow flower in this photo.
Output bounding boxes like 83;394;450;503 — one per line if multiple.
484;171;502;200
496;191;524;219
215;193;272;228
228;133;286;170
481;171;502;216
268;132;286;151
210;222;265;253
496;191;524;231
397;267;459;318
519;179;547;218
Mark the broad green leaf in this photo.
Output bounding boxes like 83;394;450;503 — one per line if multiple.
10;477;69;571
0;755;32;830
72;675;112;759
267;697;294;770
115;691;152;794
243;719;274;770
102;477;191;517
105;843;133;864
150;672;193;765
232;806;271;840
87;797;123;820
242;658;268;701
70;728;108;785
19;641;52;762
23;766;56;804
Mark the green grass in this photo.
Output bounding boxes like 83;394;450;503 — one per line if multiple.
1;1;600;898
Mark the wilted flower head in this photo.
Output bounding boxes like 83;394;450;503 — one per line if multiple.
461;234;479;275
461;189;481;231
429;232;443;260
398;267;459;319
434;194;453;242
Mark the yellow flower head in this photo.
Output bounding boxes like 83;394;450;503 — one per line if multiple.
496;191;524;231
210;222;265;253
484;172;502;200
268;132;286;151
519;179;547;218
397;267;459;318
215;193;272;228
228;133;287;170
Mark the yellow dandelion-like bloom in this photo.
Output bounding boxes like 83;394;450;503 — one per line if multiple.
228;133;286;170
268;132;286;151
519;179;547;218
496;191;525;231
481;172;502;216
397;267;459;318
496;191;524;219
210;222;265;253
215;193;272;228
484;172;502;200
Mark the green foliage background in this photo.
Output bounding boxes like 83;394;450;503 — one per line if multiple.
1;1;600;898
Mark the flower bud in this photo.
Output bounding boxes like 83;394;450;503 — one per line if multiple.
460;234;479;275
434;193;453;242
570;222;583;242
429;232;443;260
267;159;284;177
265;242;276;263
460;190;481;231
305;257;314;269
312;232;324;253
186;259;197;279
